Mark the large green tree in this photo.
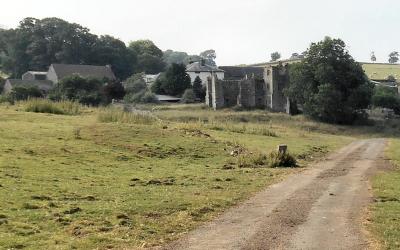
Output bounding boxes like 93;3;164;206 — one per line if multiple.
153;63;191;96
129;40;165;74
286;37;374;124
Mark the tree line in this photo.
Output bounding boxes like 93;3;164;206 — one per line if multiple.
0;17;216;80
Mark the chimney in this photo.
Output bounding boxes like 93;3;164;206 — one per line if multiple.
201;59;206;66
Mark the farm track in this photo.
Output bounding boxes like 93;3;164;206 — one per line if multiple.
158;139;387;250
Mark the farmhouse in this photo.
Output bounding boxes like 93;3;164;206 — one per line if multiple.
47;64;116;84
186;61;224;85
3;64;117;95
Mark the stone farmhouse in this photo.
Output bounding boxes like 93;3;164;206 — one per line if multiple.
186;61;224;84
3;64;116;95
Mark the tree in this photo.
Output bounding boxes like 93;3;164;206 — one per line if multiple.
158;63;191;96
372;86;400;114
270;52;281;62
128;40;163;58
53;75;105;105
388;51;399;64
199;49;217;66
0;17;135;79
370;52;377;62
124;73;147;93
129;40;165;74
91;35;136;80
192;76;205;101
286;37;374;124
102;81;125;103
135;53;165;74
163;49;201;65
181;89;196;103
0;76;5;93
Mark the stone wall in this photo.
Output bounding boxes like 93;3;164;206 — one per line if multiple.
206;64;291;113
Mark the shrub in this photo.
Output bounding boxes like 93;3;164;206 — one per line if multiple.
181;89;196;103
193;76;206;101
23;99;81;115
141;91;158;103
11;86;43;101
372;86;400;114
237;153;268;168
98;108;158;125
124;90;158;104
124;73;147;94
268;151;297;168
54;75;109;106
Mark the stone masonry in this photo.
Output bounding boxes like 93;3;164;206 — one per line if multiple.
206;63;291;113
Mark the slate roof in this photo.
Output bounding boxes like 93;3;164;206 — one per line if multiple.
6;79;54;91
51;64;116;80
219;66;264;80
186;62;224;72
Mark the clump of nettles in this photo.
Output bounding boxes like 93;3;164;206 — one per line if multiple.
233;147;297;168
268;151;297;168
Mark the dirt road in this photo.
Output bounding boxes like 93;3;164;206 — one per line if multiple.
161;139;387;250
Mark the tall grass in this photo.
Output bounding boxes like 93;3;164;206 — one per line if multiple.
23;99;81;115
98;108;158;125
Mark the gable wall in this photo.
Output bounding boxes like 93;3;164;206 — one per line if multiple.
46;65;58;84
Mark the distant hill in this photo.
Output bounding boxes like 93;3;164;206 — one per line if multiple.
361;62;400;81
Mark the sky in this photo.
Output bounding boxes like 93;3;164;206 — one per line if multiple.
1;0;399;66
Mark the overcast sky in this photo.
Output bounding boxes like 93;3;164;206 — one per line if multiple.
1;0;399;65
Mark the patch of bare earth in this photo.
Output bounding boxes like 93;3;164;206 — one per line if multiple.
156;139;387;250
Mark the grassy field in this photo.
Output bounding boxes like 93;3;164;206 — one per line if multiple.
0;102;396;249
362;63;400;81
369;139;400;249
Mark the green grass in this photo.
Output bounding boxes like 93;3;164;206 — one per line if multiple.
23;99;81;115
0;103;393;249
362;63;400;81
98;107;159;125
369;139;400;249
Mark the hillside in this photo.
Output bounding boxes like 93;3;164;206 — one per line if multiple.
248;60;400;81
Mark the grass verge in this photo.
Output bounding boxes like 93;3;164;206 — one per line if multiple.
369;139;400;249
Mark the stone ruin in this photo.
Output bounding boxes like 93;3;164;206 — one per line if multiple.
205;63;291;113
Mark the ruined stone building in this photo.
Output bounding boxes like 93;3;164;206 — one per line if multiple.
205;63;291;113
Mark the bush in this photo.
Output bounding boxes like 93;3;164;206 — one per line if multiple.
268;151;297;168
372;86;400;114
141;91;158;103
0;76;5;93
23;98;81;115
193;76;206;101
237;153;268;168
181;89;196;103
124;73;147;94
11;86;43;101
53;75;107;106
124;90;158;104
98;108;158;125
